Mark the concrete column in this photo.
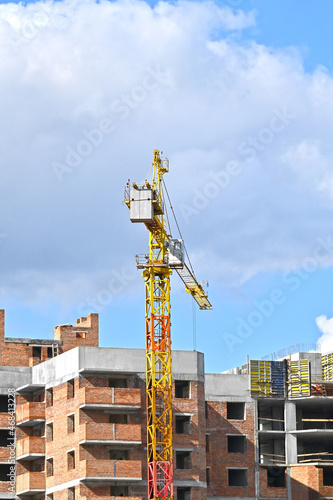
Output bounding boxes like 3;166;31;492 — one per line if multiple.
285;400;297;432
285;401;297;465
286;466;292;500
254;399;259;500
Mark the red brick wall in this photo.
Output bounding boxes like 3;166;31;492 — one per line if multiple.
0;310;99;367
173;380;206;491
54;313;99;351
1;342;36;367
317;466;333;497
259;466;287;498
45;377;81;491
206;399;255;498
44;374;145;497
290;465;320;500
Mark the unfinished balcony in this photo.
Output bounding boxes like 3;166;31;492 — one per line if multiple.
79;423;141;447
79;387;141;413
258;400;285;433
296;401;333;431
16;402;45;427
290;398;333;457
80;459;142;485
297;451;333;464
16;437;45;461
259;435;285;466
297;434;333;465
80;483;142;500
16;471;45;497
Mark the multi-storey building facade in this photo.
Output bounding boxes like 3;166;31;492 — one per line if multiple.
206;353;333;500
0;309;332;499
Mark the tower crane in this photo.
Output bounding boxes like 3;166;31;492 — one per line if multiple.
124;150;212;500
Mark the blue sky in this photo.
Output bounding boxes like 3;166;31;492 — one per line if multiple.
239;1;333;71
1;0;333;372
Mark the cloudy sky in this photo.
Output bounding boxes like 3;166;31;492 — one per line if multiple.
1;0;333;371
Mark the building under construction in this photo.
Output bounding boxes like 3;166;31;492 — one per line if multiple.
0;309;332;499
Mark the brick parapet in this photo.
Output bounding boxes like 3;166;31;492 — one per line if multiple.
0;310;99;368
54;313;99;352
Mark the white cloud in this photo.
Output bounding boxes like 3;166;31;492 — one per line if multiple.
316;315;333;354
1;0;333;306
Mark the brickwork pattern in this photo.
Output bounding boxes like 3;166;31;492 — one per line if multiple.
173;380;207;492
1;307;331;499
206;399;256;498
291;465;320;500
259;466;287;499
0;310;98;367
318;466;333;498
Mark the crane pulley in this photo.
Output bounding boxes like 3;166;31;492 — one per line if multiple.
124;150;212;500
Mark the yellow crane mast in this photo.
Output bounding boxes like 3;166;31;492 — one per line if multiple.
124;150;211;500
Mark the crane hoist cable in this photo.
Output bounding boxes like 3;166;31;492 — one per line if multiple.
162;178;196;278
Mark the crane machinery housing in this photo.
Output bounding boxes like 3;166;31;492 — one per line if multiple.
124;150;212;500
